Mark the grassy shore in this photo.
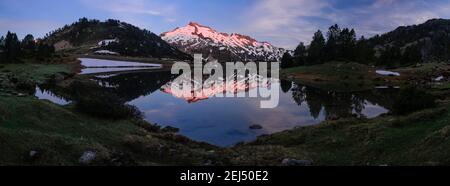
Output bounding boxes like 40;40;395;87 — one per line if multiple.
281;62;377;91
281;61;450;92
1;62;75;83
0;96;220;165
0;60;219;166
225;105;450;165
225;62;450;166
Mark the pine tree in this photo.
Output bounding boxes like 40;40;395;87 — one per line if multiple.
355;36;374;64
280;52;293;69
0;36;4;62
21;34;36;57
402;45;422;65
325;24;341;61
0;36;4;46
4;31;21;63
293;42;306;66
307;30;326;65
339;28;357;61
37;43;55;59
378;46;402;67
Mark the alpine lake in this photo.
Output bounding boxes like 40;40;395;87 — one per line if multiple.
35;58;397;146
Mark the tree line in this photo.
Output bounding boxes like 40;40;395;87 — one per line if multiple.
281;24;423;68
0;31;55;63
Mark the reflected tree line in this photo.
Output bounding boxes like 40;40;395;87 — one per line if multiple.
38;71;175;103
37;71;398;120
92;71;176;102
281;80;397;120
36;71;177;119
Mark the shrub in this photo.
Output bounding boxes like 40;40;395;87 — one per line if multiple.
16;79;36;95
69;81;142;119
392;87;436;115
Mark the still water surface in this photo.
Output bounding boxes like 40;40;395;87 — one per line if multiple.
36;58;395;146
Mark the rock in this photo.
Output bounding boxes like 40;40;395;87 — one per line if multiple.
79;151;96;165
439;125;450;137
281;158;313;166
108;153;136;166
435;76;444;82
17;93;26;97
205;150;217;159
202;159;214;166
29;150;40;160
327;114;340;121
9;77;18;84
29;150;39;157
249;124;263;130
53;73;65;82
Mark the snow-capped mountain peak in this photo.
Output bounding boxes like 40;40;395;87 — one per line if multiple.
161;22;286;62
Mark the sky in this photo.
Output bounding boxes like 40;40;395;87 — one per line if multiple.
1;0;450;49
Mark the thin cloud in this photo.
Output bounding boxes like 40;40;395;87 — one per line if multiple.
242;0;330;49
243;0;450;49
79;0;177;20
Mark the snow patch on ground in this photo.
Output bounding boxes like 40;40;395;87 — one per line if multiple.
78;58;163;75
95;74;120;79
434;76;444;81
80;67;157;75
94;50;119;55
79;58;162;68
376;70;400;76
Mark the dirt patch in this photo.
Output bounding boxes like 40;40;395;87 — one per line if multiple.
54;40;73;51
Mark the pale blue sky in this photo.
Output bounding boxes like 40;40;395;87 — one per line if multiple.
1;0;450;49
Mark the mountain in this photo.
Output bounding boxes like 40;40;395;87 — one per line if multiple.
43;18;192;60
368;18;450;63
161;22;286;62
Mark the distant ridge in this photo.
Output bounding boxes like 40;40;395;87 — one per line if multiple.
368;18;450;63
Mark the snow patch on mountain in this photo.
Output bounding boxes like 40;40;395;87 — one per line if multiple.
98;38;119;46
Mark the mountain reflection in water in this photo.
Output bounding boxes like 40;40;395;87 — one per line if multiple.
36;70;396;146
160;73;271;103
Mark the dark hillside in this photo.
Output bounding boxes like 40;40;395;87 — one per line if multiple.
368;19;450;64
43;18;192;60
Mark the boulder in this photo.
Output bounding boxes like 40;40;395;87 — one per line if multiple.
29;150;40;160
79;151;97;165
281;158;313;166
